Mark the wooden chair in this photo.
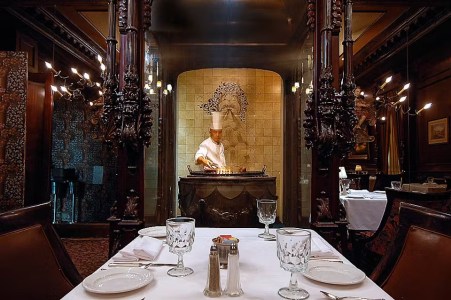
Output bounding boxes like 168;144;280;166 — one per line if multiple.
351;188;451;274
0;202;82;300
370;202;451;300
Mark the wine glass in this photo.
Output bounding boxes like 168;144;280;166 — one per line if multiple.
276;228;311;300
257;199;277;239
166;217;196;277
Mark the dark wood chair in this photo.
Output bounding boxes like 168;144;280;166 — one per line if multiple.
370;202;451;300
0;202;82;300
351;188;451;274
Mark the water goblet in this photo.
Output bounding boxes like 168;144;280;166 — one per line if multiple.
257;199;277;239
166;217;196;277
276;228;311;300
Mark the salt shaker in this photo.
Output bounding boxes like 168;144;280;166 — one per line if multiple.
204;244;222;297
224;243;243;296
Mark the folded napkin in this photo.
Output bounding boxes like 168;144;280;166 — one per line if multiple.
133;236;164;260
311;238;340;259
113;236;163;262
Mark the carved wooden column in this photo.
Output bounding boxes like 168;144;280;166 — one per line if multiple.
304;0;356;253
104;0;154;256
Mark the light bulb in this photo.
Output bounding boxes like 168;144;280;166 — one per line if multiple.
157;80;162;88
380;75;392;89
83;73;90;80
291;85;296;93
167;84;173;92
45;61;52;69
397;82;411;95
97;54;103;63
399;96;407;103
294;82;300;89
416;102;432;115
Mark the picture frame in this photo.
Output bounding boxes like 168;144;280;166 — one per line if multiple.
428;117;448;144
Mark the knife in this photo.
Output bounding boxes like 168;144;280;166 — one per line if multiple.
108;262;177;267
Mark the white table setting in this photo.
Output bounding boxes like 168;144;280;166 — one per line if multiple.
340;189;388;231
62;226;393;300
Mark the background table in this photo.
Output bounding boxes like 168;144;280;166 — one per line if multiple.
63;228;393;300
340;191;387;231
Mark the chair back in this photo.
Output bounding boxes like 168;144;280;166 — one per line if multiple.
352;188;451;274
0;202;82;300
371;202;451;300
366;188;451;255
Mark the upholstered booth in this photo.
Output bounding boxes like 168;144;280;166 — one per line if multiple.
370;202;451;300
351;188;451;274
0;202;82;300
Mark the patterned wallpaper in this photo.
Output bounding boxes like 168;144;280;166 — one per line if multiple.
52;100;117;222
0;52;27;212
176;68;283;213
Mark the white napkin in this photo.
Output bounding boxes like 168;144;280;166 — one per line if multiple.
113;236;163;262
133;236;164;260
311;238;340;259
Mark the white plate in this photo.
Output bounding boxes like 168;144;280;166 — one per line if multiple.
138;226;166;237
303;261;366;285
82;267;153;294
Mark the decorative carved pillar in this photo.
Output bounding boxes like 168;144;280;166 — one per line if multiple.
104;0;154;256
304;0;356;252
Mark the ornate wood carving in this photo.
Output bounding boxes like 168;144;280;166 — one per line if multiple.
304;0;356;159
355;7;450;80
6;7;102;70
179;176;277;228
118;0;128;34
143;0;153;30
331;0;342;34
306;0;316;31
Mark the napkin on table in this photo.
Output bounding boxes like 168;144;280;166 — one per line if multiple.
113;236;164;262
311;237;341;260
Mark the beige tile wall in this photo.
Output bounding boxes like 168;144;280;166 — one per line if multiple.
176;68;284;217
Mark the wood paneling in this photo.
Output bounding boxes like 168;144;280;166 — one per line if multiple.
26;72;53;206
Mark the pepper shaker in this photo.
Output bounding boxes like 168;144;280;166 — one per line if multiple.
204;244;222;297
224;243;243;296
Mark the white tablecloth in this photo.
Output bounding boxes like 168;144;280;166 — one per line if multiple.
340;190;387;231
62;228;393;300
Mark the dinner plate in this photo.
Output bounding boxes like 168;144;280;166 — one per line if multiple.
138;226;167;237
82;267;153;294
303;261;366;285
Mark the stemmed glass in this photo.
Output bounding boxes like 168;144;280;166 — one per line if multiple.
257;199;277;239
166;217;196;277
276;228;311;300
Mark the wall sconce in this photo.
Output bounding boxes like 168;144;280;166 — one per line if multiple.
416;102;432;115
45;60;101;103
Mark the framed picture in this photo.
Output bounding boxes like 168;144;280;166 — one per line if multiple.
428;117;448;144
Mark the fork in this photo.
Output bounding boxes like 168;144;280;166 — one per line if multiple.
320;290;385;300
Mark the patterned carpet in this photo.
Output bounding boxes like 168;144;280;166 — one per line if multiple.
62;238;109;278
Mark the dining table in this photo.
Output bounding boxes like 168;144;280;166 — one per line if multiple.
62;227;393;300
340;190;388;231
